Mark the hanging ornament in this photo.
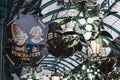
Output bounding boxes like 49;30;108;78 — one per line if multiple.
47;22;80;58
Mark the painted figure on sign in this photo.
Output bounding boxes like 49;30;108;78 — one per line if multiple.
29;26;44;44
12;24;28;46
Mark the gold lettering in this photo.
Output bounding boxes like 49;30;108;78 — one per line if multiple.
15;46;25;52
33;53;35;56
18;53;21;57
25;54;28;57
12;50;41;58
22;58;30;61
22;53;25;57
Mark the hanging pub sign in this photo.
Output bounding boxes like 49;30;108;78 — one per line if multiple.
6;14;49;67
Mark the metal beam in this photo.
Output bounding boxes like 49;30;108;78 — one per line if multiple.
10;0;24;20
103;23;120;35
0;0;5;79
22;0;39;14
40;0;57;9
108;0;119;10
5;0;15;23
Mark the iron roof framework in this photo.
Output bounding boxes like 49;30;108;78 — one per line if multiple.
1;0;120;77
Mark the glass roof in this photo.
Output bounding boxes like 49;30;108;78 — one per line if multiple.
39;0;120;73
3;0;120;77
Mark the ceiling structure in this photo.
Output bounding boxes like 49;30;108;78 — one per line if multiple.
2;0;120;78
